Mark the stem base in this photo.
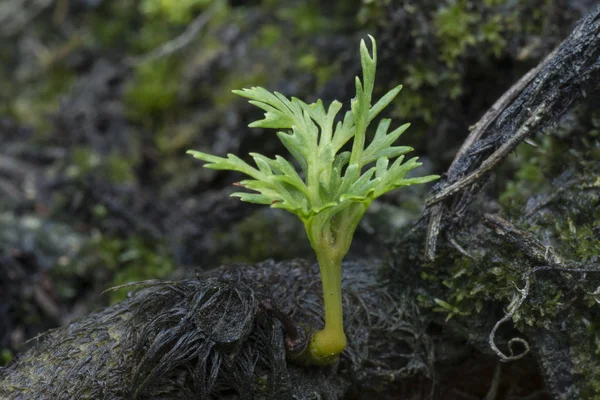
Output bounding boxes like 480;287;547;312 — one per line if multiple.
308;327;347;365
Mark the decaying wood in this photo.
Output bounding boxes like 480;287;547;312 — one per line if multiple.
424;8;600;261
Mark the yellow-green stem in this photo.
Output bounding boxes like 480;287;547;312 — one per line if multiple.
308;247;346;364
301;204;367;365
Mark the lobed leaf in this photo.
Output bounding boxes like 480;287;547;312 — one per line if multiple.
189;36;439;225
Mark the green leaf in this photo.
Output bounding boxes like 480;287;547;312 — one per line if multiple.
231;192;274;205
189;35;438;240
336;163;361;199
361;121;412;165
375;157;389;179
346;166;378;198
369;85;403;122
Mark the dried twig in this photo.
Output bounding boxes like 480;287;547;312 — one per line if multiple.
126;6;217;67
422;8;600;261
482;214;562;267
426;104;547;207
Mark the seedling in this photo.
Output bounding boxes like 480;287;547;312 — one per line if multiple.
188;36;438;365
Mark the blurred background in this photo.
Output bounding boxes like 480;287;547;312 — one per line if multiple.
0;0;594;367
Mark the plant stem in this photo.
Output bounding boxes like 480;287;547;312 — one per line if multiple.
299;205;367;365
308;246;346;364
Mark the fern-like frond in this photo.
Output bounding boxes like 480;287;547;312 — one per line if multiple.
189;35;439;220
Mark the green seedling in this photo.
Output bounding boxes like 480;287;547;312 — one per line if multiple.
188;36;438;365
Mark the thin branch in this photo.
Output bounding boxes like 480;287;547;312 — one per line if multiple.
448;47;558;172
482;214;563;267
422;8;600;260
126;6;217;67
426;103;547;207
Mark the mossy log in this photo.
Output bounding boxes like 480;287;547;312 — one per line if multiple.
1;6;600;400
0;260;434;399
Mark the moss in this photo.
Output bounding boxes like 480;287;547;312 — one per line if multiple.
296;52;336;89
0;349;14;366
498;136;552;213
130;22;177;54
255;24;282;48
353;0;538;142
105;154;136;183
433;0;480;66
210;66;270;110
411;115;600;392
51;233;176;306
67;146;102;178
481;15;508;58
572;313;600;398
139;0;213;25
434;0;515;65
216;209;311;264
11;64;76;132
106;237;175;304
89;1;138;48
420;114;600;330
66;147;136;184
124;59;180;124
90;0;224;51
276;1;342;36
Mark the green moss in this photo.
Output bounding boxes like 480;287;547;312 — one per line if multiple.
210;66;269;109
216;210;310;264
11;64;76;132
421;118;600;331
65;147;136;184
434;0;480;66
105;154;136;183
372;0;524;131
255;24;282;48
1;349;14;366
124;59;180;123
139;0;213;24
296;52;336;89
434;0;514;66
499;137;551;213
276;2;340;36
67;147;102;178
52;234;176;306
130;22;176;54
481;16;508;58
572;314;600;398
89;1;138;48
107;237;175;304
